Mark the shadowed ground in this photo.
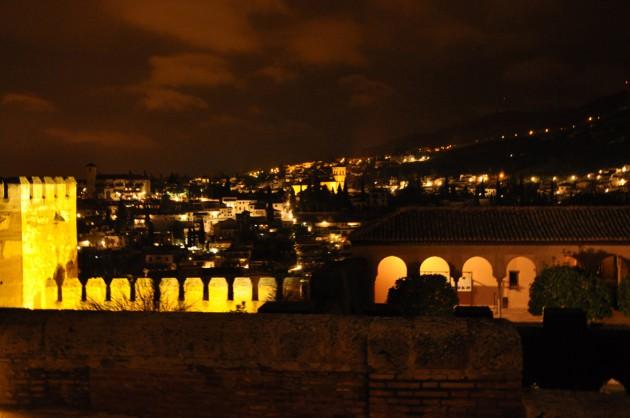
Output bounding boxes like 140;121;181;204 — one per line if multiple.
524;390;630;418
0;409;135;417
3;391;630;418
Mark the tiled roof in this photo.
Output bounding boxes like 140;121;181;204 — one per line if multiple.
96;174;149;180
349;206;630;244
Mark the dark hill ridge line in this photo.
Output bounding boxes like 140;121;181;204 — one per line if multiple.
362;90;630;156
375;98;630;177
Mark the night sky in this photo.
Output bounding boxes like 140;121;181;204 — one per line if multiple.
1;0;629;176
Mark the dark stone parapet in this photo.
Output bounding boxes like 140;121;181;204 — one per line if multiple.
0;309;523;417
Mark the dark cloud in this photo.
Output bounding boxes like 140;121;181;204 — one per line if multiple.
146;53;236;88
0;0;629;176
1;93;55;112
43;128;155;148
255;65;297;83
106;0;287;53
138;88;208;112
286;18;365;66
338;74;393;107
502;58;569;84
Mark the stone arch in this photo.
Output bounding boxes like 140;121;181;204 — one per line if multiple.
420;256;451;280
504;256;537;309
86;277;106;306
283;277;302;301
233;277;253;304
65;259;78;280
462;256;496;306
110;278;131;306
375;256;407;303
61;277;82;310
258;277;277;303
600;255;628;284
208;277;228;312
183;277;204;311
134;278;155;311
159;278;179;311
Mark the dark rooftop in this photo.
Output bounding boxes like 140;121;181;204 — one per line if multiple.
349;206;630;245
96;174;149;180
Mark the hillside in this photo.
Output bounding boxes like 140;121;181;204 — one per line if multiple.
377;90;630;177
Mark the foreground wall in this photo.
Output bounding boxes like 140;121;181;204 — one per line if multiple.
0;310;523;418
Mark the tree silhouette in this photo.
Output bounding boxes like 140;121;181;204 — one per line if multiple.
528;266;612;320
387;275;458;316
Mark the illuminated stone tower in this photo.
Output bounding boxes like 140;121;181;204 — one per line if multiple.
0;177;77;309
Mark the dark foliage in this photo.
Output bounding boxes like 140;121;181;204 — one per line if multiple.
386;274;458;316
618;274;630;316
528;266;612;320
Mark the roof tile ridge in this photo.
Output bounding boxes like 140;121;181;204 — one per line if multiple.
350;206;411;239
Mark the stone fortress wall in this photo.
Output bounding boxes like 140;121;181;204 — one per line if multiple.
0;175;297;313
0;310;524;418
0;177;77;309
58;275;304;313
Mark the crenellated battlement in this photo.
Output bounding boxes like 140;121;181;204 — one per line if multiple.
0;176;76;204
52;275;298;312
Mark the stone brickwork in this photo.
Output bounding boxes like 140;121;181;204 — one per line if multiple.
0;310;523;417
367;318;523;417
0;177;77;309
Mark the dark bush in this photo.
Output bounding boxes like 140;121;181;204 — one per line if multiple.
386;274;458;316
528;266;612;320
618;274;630;316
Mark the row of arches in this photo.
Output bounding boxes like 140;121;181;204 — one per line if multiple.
375;255;538;309
50;276;305;313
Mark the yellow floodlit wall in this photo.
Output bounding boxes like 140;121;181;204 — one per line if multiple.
208;277;228;312
86;277;106;305
45;277;59;309
320;181;343;192
233;277;252;303
0;177;77;309
110;278;131;306
333;166;346;185
184;277;205;311
134;278;155;311
62;277;82;310
160;278;180;311
258;277;277;303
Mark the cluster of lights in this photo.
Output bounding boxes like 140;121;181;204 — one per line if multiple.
402;155;430;163
497;111;605;142
288;264;303;272
465;174;489;184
